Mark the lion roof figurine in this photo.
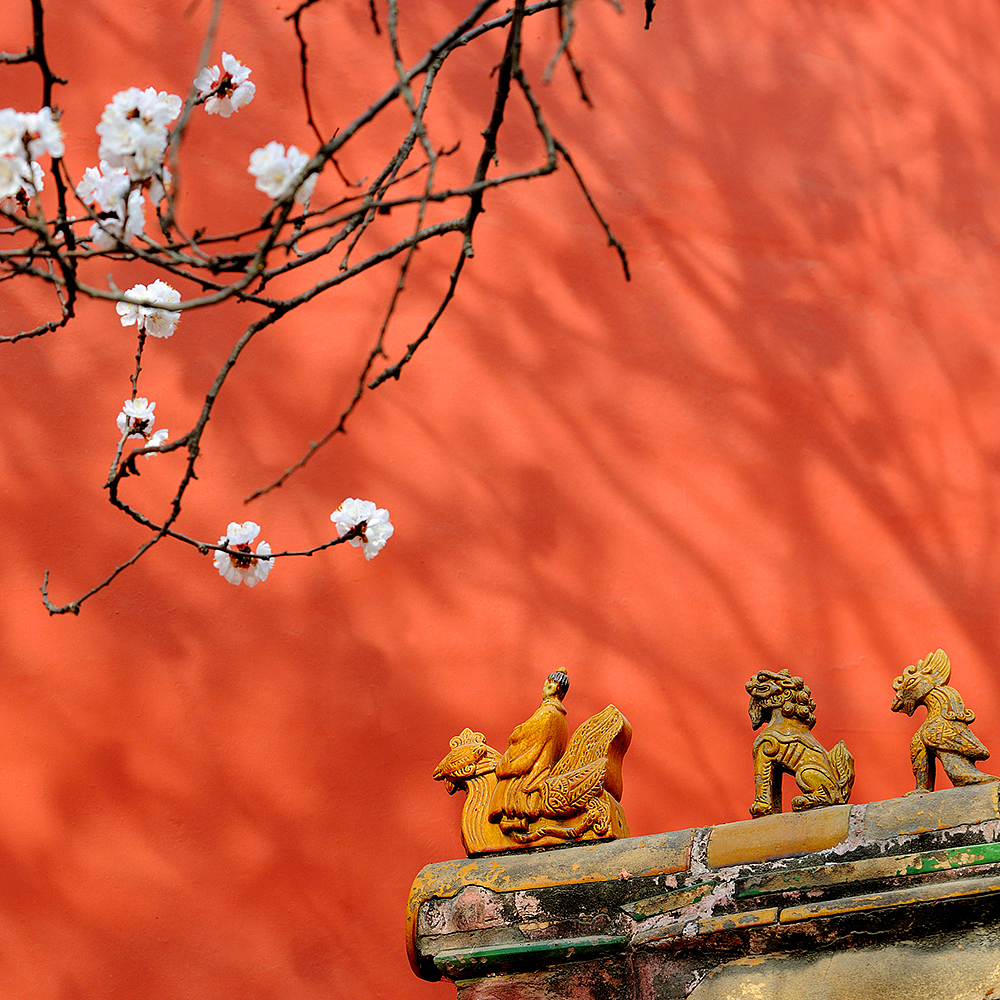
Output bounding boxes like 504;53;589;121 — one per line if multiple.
746;668;854;818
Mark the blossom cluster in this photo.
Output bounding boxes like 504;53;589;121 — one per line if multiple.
195;53;256;118
116;280;181;338
97;87;180;181
73;56;320;249
0;107;63;202
74;88;179;248
116;397;168;456
76;161;148;248
71;57;389;596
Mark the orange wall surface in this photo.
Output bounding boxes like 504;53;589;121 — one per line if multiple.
3;0;1000;997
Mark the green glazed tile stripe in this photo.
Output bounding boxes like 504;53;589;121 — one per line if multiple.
622;882;714;919
433;933;629;972
738;842;1000;898
778;874;1000;924
635;875;1000;945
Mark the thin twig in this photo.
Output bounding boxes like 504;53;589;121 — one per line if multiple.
162;0;224;232
130;331;147;399
287;0;325;147
544;0;591;107
247;4;445;500
371;0;526;388
554;139;629;280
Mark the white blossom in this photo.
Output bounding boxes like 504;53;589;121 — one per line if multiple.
0;158;21;200
214;521;273;587
115;398;167;458
23;159;44;194
97;87;180;181
248;141;317;204
116;397;156;439
88;192;146;248
0;107;63;160
129;127;168;179
0;107;60;203
331;499;394;560
116;280;181;338
195;52;256;118
21;108;64;160
148;164;171;205
77;161;128;212
77;161;147;247
143;427;169;459
0;154;42;201
0;109;23;156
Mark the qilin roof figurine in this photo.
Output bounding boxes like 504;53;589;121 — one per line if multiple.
891;649;998;792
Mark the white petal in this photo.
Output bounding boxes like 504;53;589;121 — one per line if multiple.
194;65;220;97
231;81;255;110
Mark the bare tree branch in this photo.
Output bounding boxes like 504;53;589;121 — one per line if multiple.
3;0;633;612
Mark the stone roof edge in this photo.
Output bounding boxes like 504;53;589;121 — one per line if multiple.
407;783;1000;980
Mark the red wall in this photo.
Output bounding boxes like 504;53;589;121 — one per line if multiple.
3;0;1000;996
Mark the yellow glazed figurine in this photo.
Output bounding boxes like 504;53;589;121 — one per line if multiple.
489;672;570;833
891;649;998;793
746;669;855;818
433;671;631;855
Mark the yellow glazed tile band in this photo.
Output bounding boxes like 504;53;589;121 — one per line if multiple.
696;908;779;935
863;785;1000;839
778;875;1000;923
707;805;851;868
